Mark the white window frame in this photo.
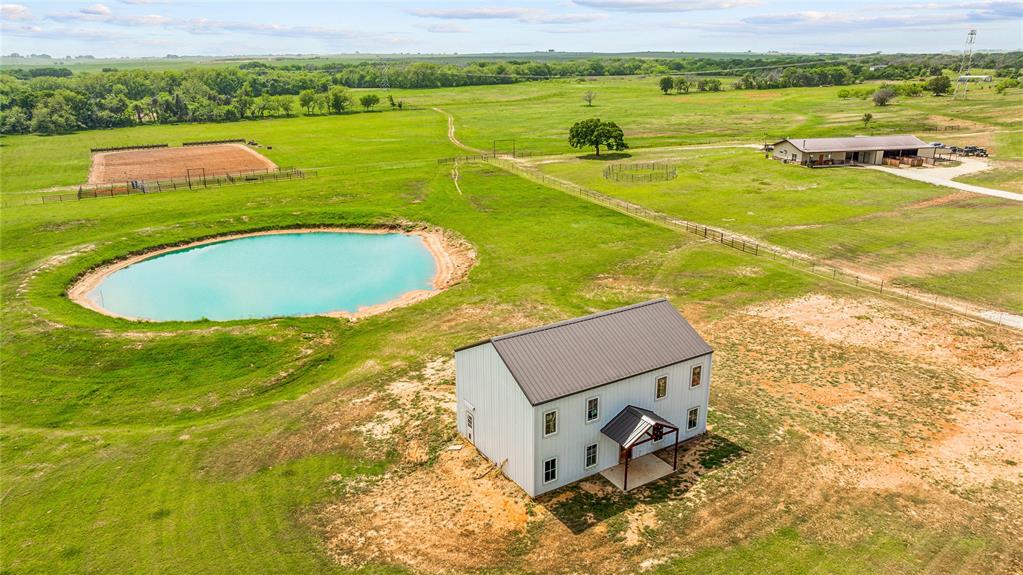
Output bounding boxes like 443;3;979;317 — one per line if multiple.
585;396;599;424
687;406;699;430
690;364;703;388
543;409;558;437
543;457;558;484
584;443;598;469
655;375;668;400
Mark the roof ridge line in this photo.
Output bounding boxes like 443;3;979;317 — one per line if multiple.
492;299;668;342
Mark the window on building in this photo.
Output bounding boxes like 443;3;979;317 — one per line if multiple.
687;407;699;430
543;457;558;483
585;397;599;423
655;376;668;399
585;443;598;468
543;409;558;437
690;365;702;388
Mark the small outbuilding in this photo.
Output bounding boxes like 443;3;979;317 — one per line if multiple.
455;299;712;496
771;135;936;167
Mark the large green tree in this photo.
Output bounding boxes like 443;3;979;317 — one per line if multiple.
568;118;628;157
359;93;380;111
327;86;351;114
925;75;952;96
659;76;674;94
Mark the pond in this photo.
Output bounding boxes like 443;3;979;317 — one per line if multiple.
80;231;439;321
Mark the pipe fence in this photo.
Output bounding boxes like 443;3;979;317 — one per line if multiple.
3;167;315;207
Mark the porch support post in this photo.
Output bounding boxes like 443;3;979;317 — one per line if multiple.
623;448;630;492
672;428;679;470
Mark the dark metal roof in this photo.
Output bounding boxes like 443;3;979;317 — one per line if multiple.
476;299;712;405
601;405;677;448
776;135;929;153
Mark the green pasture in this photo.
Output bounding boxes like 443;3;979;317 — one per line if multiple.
387;77;1022;155
533;146;1023;312
2;77;1020;573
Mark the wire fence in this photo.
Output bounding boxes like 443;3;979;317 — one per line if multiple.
478;155;1020;329
603;161;678;183
487;156;759;255
182;138;247;147
2;167;316;207
91;143;168;153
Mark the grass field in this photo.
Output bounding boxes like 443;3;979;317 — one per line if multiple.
393;77;1022;154
2;77;1021;574
529;146;1023;312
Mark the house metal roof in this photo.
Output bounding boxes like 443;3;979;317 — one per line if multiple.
460;299;712;406
601;405;677;448
777;135;929;153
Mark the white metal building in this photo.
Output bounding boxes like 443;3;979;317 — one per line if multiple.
771;135;935;167
455;299;712;497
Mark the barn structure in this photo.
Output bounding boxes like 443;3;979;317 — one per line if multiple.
771;135;936;167
455;299;712;497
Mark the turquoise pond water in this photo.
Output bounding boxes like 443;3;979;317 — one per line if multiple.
87;232;437;321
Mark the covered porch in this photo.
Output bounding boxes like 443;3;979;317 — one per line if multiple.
599;405;680;492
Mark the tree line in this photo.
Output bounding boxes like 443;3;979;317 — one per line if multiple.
3;52;1021;136
0;63;406;135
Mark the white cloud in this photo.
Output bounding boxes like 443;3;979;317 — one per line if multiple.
1;22;112;40
0;3;34;21
695;1;1023;34
410;6;606;24
42;7;366;41
424;23;471;33
572;0;757;12
410;7;532;20
81;3;112;16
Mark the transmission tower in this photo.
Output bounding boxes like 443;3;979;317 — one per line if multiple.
953;29;977;100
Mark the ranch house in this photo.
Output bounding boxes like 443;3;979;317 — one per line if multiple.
771;135;936;167
455;299;712;497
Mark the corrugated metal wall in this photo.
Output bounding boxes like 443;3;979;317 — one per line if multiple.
455;343;536;495
530;353;712;496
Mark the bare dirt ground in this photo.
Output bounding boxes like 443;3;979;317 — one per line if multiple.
313;292;1022;574
88;144;277;184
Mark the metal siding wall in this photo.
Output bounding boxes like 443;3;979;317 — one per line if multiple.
532;353;713;496
771;141;800;162
455;344;535;496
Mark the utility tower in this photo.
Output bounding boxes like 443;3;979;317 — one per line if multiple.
953;29;977;100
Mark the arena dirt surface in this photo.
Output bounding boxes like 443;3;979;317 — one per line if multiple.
88;144;277;184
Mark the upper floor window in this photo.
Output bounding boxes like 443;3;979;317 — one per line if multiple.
655;376;668;400
690;365;703;388
585;397;599;423
543;409;558;437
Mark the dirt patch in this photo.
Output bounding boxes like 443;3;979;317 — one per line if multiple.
313;291;1021;573
320;356;536;571
906;191;978;209
88;144;276;184
744;293;1023;489
321;445;533;571
622;505;660;547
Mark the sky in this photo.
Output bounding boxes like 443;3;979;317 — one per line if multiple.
0;0;1020;58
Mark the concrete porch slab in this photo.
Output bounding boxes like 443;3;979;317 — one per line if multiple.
600;453;674;492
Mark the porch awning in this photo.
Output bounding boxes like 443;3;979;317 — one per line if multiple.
601;405;678;449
